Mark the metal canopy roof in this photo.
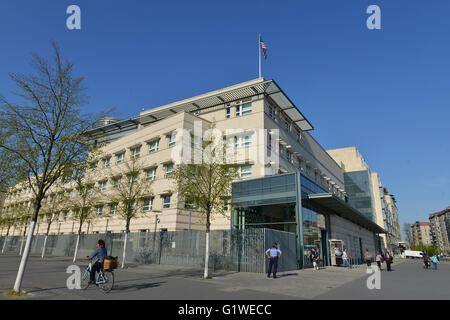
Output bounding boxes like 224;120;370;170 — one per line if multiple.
306;193;386;234
85;79;313;137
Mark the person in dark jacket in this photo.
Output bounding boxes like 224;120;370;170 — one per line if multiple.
87;239;107;284
385;251;393;271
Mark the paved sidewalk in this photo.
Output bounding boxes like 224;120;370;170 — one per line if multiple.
2;253;447;300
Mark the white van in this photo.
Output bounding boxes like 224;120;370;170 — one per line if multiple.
404;250;424;259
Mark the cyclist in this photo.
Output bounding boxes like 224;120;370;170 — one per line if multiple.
87;239;107;284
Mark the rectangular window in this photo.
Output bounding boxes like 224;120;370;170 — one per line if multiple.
100;181;107;192
103;158;111;168
234;135;252;148
129;175;137;185
268;105;275;119
225;105;231;119
238;165;252;178
96;207;103;216
116;153;124;164
284;119;291;132
131;147;141;159
113;178;121;189
241;101;252;115
148;141;159;153
295;130;301;142
169;132;177;147
146;168;156;181
110;204;117;215
163;195;171;208
235;104;241;117
165;164;173;178
143;198;153;211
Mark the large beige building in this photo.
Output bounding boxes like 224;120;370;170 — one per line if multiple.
326;147;402;252
1;78;347;236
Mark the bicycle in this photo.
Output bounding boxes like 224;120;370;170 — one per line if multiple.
81;258;115;292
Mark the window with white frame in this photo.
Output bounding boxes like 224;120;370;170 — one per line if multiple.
116;153;124;164
168;131;177;147
143;198;153;211
235;104;241;117
165;164;173;178
234;135;252;148
129;175;137;185
131;146;141;159
163;195;171;208
100;181;107;192
241;100;252;115
284;119;291;132
96;206;103;216
146;168;156;181
103;158;111;168
148;140;159;153
237;165;252;178
295;130;301;142
110;204;117;215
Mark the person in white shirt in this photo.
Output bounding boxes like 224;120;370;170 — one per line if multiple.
342;249;351;268
265;243;282;278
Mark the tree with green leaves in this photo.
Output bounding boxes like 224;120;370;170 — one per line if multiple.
0;41;97;293
104;157;153;268
171;126;237;278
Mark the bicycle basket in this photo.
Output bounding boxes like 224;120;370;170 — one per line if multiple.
104;256;119;270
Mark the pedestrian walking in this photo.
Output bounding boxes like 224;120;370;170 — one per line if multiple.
266;243;282;278
311;247;319;270
335;247;343;266
342;249;351;268
385;251;393;271
376;252;383;271
364;249;372;267
431;254;438;270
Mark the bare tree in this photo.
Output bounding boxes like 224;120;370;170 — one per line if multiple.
39;191;65;258
171;125;237;278
66;162;101;263
104;157;153;268
0;41;98;293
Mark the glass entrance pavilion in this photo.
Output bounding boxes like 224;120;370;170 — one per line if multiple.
231;172;385;269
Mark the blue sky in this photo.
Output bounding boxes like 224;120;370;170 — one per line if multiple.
1;0;449;228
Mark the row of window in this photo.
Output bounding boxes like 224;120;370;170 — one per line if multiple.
225;100;252;119
267;104;302;143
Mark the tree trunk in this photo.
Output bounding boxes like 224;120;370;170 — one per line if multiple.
203;210;211;278
121;232;128;269
13;216;38;293
41;235;48;259
2;236;8;253
204;230;210;278
42;224;51;258
73;233;80;263
2;227;10;253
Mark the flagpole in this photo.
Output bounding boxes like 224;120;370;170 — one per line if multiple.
258;34;261;78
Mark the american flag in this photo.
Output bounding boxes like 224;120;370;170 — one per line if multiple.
260;36;267;59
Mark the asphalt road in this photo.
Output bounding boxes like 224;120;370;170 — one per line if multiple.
0;254;449;300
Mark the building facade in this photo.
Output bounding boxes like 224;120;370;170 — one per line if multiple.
1;78;393;266
326;147;402;252
429;207;450;255
411;221;433;246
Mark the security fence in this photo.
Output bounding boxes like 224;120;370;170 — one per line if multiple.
0;228;298;273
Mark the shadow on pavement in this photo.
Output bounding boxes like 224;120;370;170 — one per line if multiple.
113;281;165;292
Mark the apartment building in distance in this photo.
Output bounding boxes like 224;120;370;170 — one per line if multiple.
411;221;433;246
1;78;390;267
327;147;402;252
429;206;450;255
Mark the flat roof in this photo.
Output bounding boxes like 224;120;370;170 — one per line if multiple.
85;78;314;137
